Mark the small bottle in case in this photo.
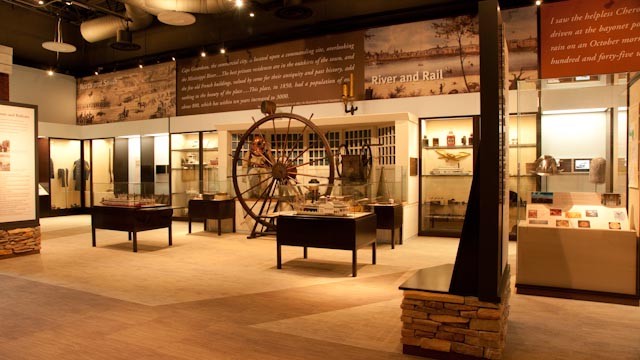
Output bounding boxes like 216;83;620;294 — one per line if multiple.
469;133;473;145
422;135;429;148
461;136;467;146
433;138;439;147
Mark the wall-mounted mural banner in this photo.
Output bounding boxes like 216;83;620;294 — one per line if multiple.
177;32;364;116
75;8;538;121
77;62;176;124
364;15;480;98
541;0;640;79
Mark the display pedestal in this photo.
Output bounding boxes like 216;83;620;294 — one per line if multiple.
0;226;41;259
517;222;639;306
399;265;511;360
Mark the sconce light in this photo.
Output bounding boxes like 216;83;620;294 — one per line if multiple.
342;73;358;116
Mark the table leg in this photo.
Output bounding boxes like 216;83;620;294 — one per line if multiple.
391;228;395;249
91;226;96;247
133;232;138;253
128;232;132;241
188;219;192;234
218;219;222;236
232;216;236;233
303;247;308;259
277;244;282;269
372;242;377;264
400;226;403;245
352;250;357;277
168;223;173;246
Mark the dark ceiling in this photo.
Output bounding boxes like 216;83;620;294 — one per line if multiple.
0;0;537;77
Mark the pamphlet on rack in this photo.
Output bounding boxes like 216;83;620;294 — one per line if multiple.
525;191;629;230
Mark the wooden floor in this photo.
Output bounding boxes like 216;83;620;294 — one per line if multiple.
0;215;638;359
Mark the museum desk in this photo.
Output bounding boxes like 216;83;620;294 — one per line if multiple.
91;205;173;252
188;199;236;235
276;212;377;277
367;203;403;249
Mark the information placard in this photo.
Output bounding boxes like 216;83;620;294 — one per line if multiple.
541;0;640;79
0;102;37;226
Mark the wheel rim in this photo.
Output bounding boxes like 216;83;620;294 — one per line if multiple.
232;113;335;230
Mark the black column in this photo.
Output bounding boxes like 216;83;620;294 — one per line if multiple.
113;138;129;195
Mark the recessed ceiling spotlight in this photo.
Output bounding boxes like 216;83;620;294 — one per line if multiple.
47;69;54;76
65;1;72;5
535;0;542;5
138;63;143;69
171;56;176;61
201;50;207;57
249;12;255;17
220;47;226;54
235;0;243;8
94;70;99;75
38;0;44;4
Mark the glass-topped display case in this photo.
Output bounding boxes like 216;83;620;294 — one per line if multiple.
93;182;167;207
419;116;478;236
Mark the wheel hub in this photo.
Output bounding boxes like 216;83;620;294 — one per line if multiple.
272;162;289;180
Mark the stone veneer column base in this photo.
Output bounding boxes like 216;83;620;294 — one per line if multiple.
401;279;511;359
0;227;41;259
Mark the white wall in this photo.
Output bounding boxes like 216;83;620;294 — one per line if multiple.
10;65;76;125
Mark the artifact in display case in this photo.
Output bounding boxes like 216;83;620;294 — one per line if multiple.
278;184;370;217
524;192;629;230
336;144;373;183
95;182;166;208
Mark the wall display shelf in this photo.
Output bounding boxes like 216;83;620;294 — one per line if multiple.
420;116;477;236
171;131;220;218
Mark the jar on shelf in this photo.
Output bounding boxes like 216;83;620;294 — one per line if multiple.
432;138;439;147
447;131;455;147
461;136;467;146
422;135;429;148
469;133;473;145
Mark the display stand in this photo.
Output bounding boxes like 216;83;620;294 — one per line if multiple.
276;212;377;277
367;203;403;249
91;205;173;252
187;199;235;235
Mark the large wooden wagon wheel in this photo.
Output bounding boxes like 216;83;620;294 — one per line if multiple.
232;112;335;236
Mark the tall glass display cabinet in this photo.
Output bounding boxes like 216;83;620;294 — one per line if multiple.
419;116;479;237
37;137;89;216
171;131;219;218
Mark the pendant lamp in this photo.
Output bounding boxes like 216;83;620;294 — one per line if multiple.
42;18;77;53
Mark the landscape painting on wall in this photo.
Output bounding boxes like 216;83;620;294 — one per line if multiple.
76;62;176;124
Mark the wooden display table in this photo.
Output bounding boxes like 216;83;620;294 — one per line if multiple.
188;199;236;235
91;205;173;252
367;203;403;249
276;212;377;277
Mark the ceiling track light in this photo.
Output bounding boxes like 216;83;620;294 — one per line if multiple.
200;50;207;57
535;0;542;5
249;12;255;17
220;47;226;54
171;56;176;61
47;69;54;76
235;0;243;8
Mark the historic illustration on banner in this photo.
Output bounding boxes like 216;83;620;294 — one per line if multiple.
76;62;176;124
0;139;9;171
502;6;538;89
364;16;480;99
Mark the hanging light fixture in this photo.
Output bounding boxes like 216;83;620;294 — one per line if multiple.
42;18;77;53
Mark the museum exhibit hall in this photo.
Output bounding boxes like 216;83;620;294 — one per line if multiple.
0;0;639;359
